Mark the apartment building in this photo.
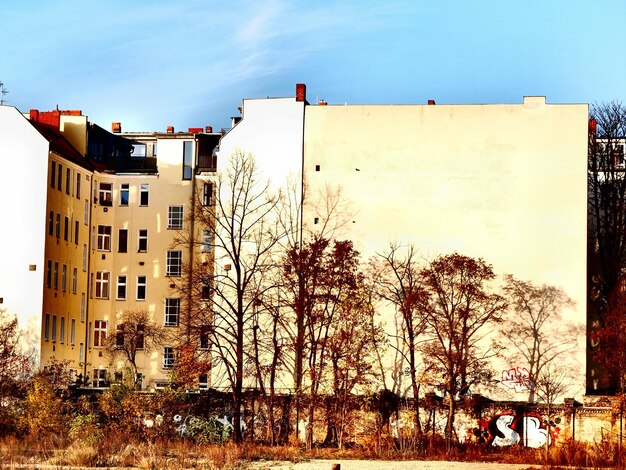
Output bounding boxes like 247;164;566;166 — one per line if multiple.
0;105;217;389
217;84;589;399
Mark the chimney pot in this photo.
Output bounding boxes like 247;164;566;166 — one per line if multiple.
29;109;40;122
112;122;121;133
318;100;327;106
167;125;174;133
428;100;436;105
205;125;213;133
589;118;597;135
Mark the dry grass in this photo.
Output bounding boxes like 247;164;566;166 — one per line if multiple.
0;433;624;469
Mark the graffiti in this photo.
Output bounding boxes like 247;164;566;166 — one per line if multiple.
501;367;535;393
477;413;559;448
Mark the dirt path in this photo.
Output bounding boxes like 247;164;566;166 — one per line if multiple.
251;460;543;469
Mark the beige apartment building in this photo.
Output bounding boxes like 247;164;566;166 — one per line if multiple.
0;106;216;389
217;84;588;399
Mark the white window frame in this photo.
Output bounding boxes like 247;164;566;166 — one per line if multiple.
93;368;108;387
164;298;180;327
136;275;147;301
167;205;184;229
72;267;78;294
95;271;110;299
97;225;112;251
138;229;148;252
202;229;212;253
99;182;112;206
120;183;129;206
116;275;127;300
93;319;108;347
166;251;182;276
163;347;175;370
139;184;149;206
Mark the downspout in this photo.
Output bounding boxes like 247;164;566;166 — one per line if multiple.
83;171;94;380
187;138;197;342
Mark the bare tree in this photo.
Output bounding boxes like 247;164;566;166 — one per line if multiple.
374;244;428;440
502;275;579;402
105;309;168;385
588;102;626;394
0;309;30;402
420;253;507;451
534;365;569;459
192;151;283;442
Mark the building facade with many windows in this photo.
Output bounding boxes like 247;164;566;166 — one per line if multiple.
0;105;216;389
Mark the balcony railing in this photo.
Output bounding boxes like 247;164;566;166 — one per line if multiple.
196;154;217;173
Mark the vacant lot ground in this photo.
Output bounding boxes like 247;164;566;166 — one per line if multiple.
252;460;543;469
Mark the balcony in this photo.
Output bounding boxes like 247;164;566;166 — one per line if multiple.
196;154;217;173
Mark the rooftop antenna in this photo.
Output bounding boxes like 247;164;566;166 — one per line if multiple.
0;81;8;105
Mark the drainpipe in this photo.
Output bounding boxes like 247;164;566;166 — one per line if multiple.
83;172;94;380
187;139;197;342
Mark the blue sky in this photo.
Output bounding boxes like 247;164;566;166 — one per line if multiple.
1;0;624;132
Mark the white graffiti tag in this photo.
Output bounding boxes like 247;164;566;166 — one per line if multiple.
501;367;535;393
490;414;550;448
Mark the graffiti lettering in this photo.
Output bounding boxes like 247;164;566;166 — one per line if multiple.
480;413;558;448
501;367;535;393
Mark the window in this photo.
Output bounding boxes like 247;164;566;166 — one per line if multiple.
57;163;62;190
202;182;213;206
50;161;56;188
136;325;145;349
93;320;107;347
116;275;126;300
168;206;183;229
84;199;89;224
131;143;146;157
199;373;208;389
202;229;212;252
80;293;85;322
118;229;128;253
138;229;148;252
166;251;182;276
201;283;211;300
63;216;69;241
74;220;79;244
48;211;54;235
76;173;81;199
46;260;52;288
140;184;149;206
44;313;50;341
163;347;175;370
136;275;146;301
120;183;129;206
72;267;78;294
164;298;180;326
61;264;67;292
66;168;71;195
71;319;76;345
97;225;112;251
93;369;108;388
99;182;112;206
200;325;210;349
53;262;59;289
51;315;57;342
55;213;60;238
60;317;65;344
183;141;193;180
115;324;124;347
95;272;110;299
82;244;87;271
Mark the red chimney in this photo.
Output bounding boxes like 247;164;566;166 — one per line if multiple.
318;100;327;106
188;127;203;133
589;118;597;135
30;109;40;122
167;125;174;133
428;99;436;105
296;83;306;102
205;126;213;133
112;122;121;133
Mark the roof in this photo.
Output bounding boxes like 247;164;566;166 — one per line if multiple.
30;121;93;171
